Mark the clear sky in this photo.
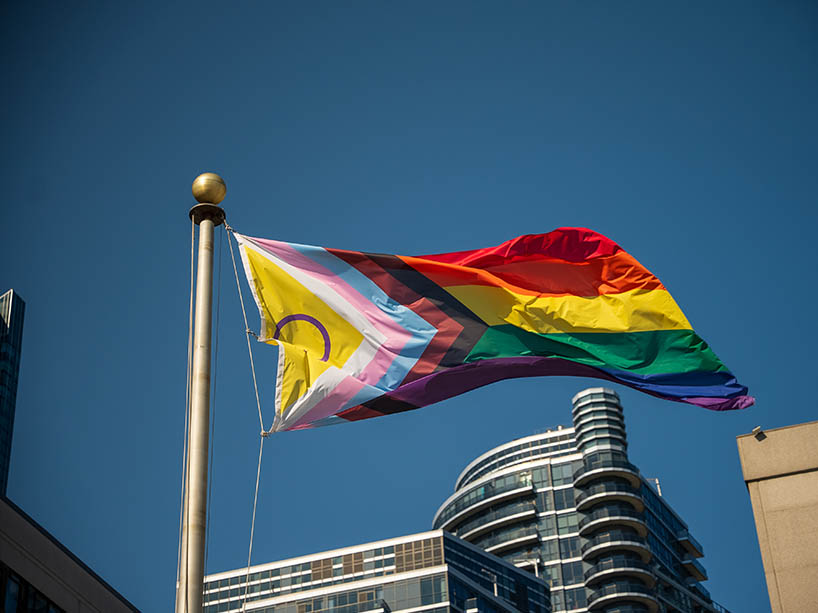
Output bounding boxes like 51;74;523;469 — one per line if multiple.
2;2;816;611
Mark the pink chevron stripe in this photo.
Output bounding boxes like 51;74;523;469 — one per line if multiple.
248;237;413;388
288;375;369;430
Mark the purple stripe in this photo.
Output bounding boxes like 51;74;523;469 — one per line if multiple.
349;357;753;415
682;395;755;411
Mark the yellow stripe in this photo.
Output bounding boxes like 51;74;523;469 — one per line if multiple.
445;285;692;334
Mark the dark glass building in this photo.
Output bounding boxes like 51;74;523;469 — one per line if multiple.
0;289;25;496
203;530;550;613
433;388;730;613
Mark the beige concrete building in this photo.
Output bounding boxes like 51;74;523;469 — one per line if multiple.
0;496;139;612
737;420;818;613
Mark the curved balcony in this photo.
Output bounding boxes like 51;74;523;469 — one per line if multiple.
576;422;625;441
480;526;540;556
574;458;641;489
585;557;656;587
578;506;647;538
573;409;623;428
572;390;622;415
587;581;659;613
458;501;537;540
590;606;649;613
581;531;652;563
435;483;535;531
677;529;704;558
576;430;628;454
682;553;708;582
575;482;644;513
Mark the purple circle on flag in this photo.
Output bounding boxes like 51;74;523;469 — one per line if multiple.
272;314;331;362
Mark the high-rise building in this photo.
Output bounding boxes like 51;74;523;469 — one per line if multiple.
433;388;728;613
203;530;550;613
737;420;818;613
1;497;140;612
0;289;25;496
0;289;139;611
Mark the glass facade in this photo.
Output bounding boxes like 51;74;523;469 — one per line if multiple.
203;531;550;613
1;561;65;613
0;289;25;496
433;388;731;613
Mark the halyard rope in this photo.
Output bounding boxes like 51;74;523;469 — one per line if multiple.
226;224;266;434
240;435;265;612
225;223;269;611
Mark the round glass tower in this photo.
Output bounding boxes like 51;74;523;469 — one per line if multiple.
433;388;719;613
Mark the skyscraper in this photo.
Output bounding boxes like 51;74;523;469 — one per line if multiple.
1;288;139;610
433;388;728;613
203;530;550;613
0;289;25;496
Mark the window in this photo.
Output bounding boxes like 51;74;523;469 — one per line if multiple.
421;576;436;605
4;576;19;613
550;588;564;610
564;586;587;610
540;538;559;561
561;561;583;586
559;536;581;559
542;564;561;588
536;490;553;512
533;467;550;488
553;488;574;510
557;513;578;535
551;463;574;486
0;570;65;613
538;515;557;537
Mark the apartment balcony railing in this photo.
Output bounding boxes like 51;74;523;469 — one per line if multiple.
479;526;539;556
578;505;647;537
587;581;658;612
677;528;704;558
436;482;535;531
682;553;708;582
574;458;641;488
575;482;644;512
584;556;655;587
456;501;536;540
581;530;651;563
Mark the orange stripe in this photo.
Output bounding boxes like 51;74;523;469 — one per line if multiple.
400;252;664;297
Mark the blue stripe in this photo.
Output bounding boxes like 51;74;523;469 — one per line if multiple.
600;367;749;399
286;241;436;393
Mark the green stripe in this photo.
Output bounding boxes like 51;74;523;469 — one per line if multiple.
466;326;728;375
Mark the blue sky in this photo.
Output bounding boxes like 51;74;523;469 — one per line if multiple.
2;2;817;611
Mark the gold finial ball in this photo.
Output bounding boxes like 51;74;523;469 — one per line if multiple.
192;172;226;204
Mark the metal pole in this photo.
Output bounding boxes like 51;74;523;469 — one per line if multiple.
176;173;226;613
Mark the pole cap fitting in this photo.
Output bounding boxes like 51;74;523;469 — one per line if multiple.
192;172;227;204
190;172;226;226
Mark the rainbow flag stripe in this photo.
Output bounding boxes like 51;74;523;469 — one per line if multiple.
235;228;752;431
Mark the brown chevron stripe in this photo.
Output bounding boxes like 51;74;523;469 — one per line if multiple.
327;249;488;381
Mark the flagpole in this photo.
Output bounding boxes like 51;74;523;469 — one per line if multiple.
176;172;226;613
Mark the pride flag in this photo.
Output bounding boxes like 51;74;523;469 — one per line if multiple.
235;228;752;432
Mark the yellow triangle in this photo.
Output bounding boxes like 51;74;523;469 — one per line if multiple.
243;246;365;411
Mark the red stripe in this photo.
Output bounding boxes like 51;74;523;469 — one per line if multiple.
327;249;466;383
401;252;663;296
417;228;622;265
